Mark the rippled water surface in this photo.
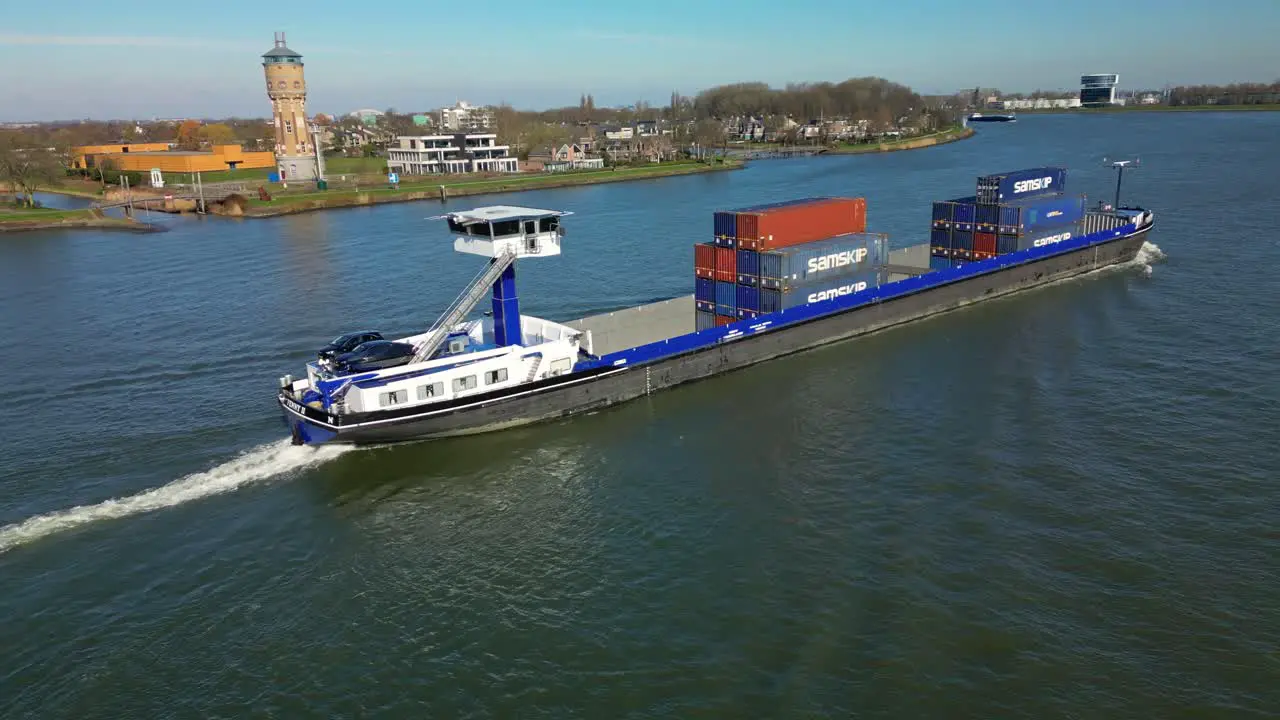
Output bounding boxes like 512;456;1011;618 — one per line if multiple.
2;113;1277;718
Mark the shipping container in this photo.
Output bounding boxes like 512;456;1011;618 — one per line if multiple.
736;284;759;313
931;197;976;229
996;234;1018;254
695;299;716;313
975;203;1000;231
951;229;974;258
1010;223;1082;252
713;234;737;249
929;256;953;272
974;231;997;256
930;228;953;258
715;280;737;311
976;167;1067;205
694;242;716;280
713;246;737;283
713;211;738;241
757;269;882;314
737;308;760;320
756;232;888;287
695;309;717;332
997;194;1086;234
736;249;760;285
695;276;716;304
733;197;867;251
714;314;735;327
931;201;952;228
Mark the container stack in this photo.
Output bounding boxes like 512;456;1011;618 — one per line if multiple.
930;167;1084;271
695;197;886;329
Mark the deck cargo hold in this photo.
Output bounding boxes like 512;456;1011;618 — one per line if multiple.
976;167;1068;204
731;197;868;251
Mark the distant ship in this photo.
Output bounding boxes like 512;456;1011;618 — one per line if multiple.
968;112;1017;123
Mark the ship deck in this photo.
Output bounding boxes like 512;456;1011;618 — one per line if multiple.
566;243;932;357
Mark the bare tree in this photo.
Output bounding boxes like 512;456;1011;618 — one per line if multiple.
0;137;61;207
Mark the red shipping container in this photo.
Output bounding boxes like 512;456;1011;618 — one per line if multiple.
735;197;867;251
714;314;735;327
714;246;737;283
694;242;716;279
974;231;997;256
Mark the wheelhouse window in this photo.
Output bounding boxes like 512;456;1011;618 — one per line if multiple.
538;217;559;233
490;219;521;237
485;368;508;385
452;375;477;392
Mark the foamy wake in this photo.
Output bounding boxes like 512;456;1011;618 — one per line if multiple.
0;440;353;554
1130;241;1166;276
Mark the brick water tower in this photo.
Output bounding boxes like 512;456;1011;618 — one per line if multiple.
263;32;317;180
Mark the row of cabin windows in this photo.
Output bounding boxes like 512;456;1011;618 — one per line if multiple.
378;369;510;408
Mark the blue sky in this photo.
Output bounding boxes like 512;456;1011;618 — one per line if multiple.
1;0;1277;121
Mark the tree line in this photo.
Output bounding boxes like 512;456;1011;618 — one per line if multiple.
1166;81;1280;106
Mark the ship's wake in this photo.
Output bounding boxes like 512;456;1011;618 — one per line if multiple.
0;440;353;554
1130;240;1166;276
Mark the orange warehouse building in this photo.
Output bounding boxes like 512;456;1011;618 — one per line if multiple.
73;143;277;173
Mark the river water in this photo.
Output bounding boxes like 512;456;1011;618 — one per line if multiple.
2;113;1277;718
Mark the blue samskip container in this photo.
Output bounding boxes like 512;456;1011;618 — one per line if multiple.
737;308;760;320
715;281;737;310
952;229;975;257
695;310;717;331
999;194;1086;233
736;284;759;312
695;299;715;313
977;167;1067;204
996;235;1019;254
931;201;952;227
736;249;760;285
713;234;736;249
695;277;716;303
1014;223;1081;252
951;201;976;227
755;233;889;286
714;211;738;240
931;228;952;257
758;268;882;314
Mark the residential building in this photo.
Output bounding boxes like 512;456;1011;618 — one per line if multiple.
386;133;518;175
602;125;633;141
439;101;493;132
525;143;604;172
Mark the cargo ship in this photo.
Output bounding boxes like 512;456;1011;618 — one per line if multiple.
277;167;1154;445
967;112;1017;122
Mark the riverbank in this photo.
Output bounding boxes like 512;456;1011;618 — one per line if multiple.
826;126;974;154
237;160;744;218
0;182;104;200
0;208;161;233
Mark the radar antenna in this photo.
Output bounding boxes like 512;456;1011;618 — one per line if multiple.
1101;156;1140;210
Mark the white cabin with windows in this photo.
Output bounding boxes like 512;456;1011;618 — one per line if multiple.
281;206;594;419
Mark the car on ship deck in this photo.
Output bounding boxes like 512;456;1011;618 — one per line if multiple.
333;340;416;373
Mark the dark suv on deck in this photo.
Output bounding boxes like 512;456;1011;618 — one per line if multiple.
318;331;383;363
334;340;417;373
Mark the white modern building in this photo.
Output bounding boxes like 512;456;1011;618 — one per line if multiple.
387;133;518;175
1080;74;1120;107
438;101;493;132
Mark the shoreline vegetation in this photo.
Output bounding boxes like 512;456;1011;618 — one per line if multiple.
1;125;978;231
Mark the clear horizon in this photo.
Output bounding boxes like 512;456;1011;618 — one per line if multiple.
2;0;1277;122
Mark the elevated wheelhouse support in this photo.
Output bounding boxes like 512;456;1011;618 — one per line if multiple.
491;263;521;347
